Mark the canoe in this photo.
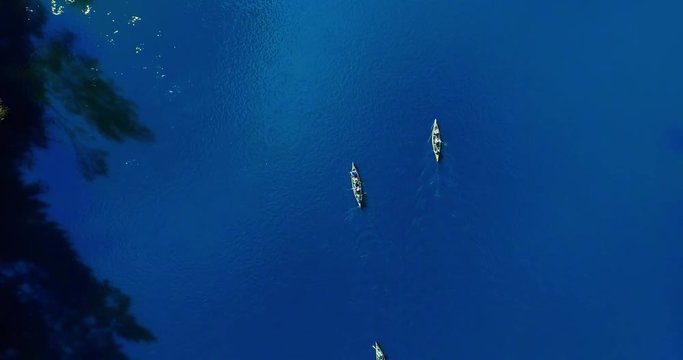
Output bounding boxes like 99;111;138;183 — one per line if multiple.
350;162;363;208
431;118;442;162
372;341;386;360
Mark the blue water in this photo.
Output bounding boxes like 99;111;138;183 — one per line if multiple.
32;0;683;358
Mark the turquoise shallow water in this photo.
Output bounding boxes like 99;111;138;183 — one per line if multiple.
33;0;683;358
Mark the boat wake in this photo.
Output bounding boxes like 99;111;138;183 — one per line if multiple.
410;152;459;230
344;207;393;268
416;151;457;196
344;206;364;222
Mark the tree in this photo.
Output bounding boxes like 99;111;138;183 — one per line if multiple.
0;99;7;121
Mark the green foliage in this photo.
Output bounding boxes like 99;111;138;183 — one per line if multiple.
0;99;7;121
67;0;94;8
50;0;94;15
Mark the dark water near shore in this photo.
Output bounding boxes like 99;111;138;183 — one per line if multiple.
33;0;683;358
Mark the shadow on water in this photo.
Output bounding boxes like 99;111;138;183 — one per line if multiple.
38;30;153;180
0;1;154;358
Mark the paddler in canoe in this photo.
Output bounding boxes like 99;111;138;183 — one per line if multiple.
350;162;363;208
372;341;386;360
431;118;442;162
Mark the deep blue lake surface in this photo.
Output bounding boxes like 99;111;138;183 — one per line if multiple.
32;0;683;358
